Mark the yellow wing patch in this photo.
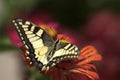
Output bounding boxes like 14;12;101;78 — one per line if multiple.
39;24;57;37
57;34;72;43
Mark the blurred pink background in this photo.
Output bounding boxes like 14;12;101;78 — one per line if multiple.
80;10;120;80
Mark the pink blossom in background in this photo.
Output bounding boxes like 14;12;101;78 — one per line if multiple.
82;10;120;80
7;26;22;47
86;10;120;40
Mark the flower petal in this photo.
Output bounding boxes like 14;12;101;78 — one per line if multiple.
69;72;90;80
80;64;96;71
78;46;102;65
70;68;99;80
46;68;66;80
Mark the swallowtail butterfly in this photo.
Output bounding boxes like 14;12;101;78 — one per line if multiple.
12;19;80;71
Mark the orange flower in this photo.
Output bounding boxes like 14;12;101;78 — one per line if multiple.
19;24;102;80
41;45;102;80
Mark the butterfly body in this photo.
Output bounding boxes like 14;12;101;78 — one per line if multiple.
12;19;80;71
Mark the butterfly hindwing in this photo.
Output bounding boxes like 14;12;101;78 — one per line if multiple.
47;41;80;67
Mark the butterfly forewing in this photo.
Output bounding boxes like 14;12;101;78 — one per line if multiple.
12;19;54;69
